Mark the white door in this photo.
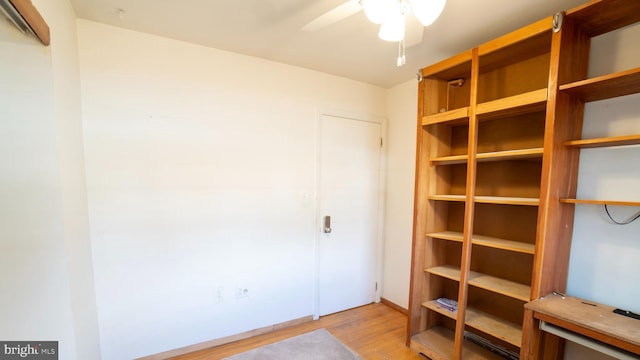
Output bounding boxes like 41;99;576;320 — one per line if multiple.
317;114;382;317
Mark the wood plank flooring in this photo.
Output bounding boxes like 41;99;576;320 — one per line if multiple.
170;303;425;360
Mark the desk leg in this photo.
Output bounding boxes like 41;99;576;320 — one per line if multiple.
522;308;565;359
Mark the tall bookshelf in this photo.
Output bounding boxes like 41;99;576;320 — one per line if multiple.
523;0;640;358
407;0;640;359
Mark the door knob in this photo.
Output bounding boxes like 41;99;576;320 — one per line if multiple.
324;215;332;233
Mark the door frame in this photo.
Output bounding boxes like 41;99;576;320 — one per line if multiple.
312;108;387;320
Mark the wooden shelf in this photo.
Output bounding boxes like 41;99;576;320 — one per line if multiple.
559;67;640;102
423;300;458;319
431;154;469;166
429;194;467;202
423;107;469;126
472;234;535;254
431;148;543;165
426;265;461;282
423;300;524;348
429;195;539;206
474;196;539;206
428;231;535;254
411;326;504;360
476;89;547;120
427;231;464;243
564;134;640;148
426;266;531;301
468;272;531;302
560;199;640;207
476;148;544;162
466;307;523;348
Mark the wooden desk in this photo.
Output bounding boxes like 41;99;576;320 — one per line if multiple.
522;293;640;359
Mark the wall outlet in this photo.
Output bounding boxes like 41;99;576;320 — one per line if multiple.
235;287;249;299
215;287;224;303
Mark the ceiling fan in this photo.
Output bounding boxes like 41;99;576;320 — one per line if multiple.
302;0;446;66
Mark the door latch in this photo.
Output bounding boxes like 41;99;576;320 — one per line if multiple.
324;216;332;233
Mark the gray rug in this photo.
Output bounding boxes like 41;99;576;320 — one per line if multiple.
222;328;362;360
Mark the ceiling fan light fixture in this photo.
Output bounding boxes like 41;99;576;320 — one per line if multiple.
410;0;446;27
361;0;394;24
378;12;405;42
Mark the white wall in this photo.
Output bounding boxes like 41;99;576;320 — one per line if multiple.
382;80;418;309
38;2;102;359
76;20;386;359
0;1;99;359
564;23;640;360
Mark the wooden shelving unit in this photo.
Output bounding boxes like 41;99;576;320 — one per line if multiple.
408;1;640;358
519;1;640;358
549;0;640;222
408;12;552;360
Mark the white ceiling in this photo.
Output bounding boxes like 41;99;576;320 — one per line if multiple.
68;0;588;88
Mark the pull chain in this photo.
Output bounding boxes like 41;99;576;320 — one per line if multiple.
397;39;406;67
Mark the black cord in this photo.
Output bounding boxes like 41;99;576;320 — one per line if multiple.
604;204;640;225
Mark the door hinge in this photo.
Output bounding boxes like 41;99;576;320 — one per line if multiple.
380;138;383;148
375;282;378;291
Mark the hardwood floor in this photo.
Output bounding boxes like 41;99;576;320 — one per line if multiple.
170;303;425;360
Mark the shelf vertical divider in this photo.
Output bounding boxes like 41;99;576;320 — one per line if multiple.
523;15;588;359
407;76;429;343
453;47;480;360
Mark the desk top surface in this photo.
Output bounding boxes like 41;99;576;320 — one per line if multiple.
525;293;640;350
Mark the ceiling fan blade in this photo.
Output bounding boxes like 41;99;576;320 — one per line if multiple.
302;1;362;32
405;14;424;47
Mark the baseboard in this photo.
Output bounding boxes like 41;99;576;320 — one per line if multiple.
136;315;314;360
380;297;408;315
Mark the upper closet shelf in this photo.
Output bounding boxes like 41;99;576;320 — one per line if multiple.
559;68;640;102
